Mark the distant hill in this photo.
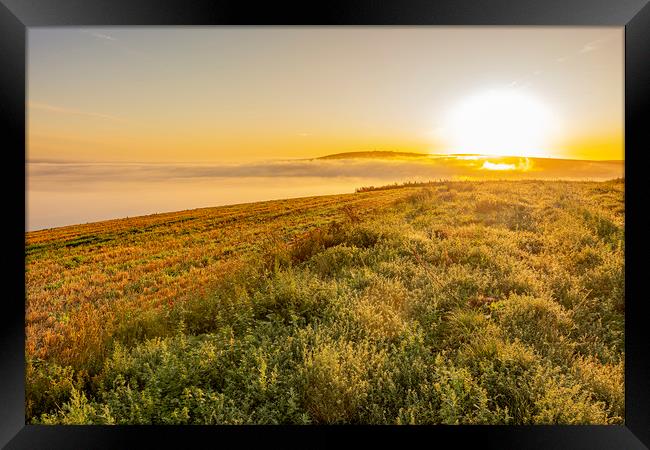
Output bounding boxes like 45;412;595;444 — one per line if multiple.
317;151;624;163
317;151;430;160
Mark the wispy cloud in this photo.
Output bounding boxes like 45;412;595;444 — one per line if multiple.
90;32;116;41
78;29;145;57
28;102;126;122
80;29;117;41
556;33;618;64
505;32;618;91
579;34;619;54
579;41;599;54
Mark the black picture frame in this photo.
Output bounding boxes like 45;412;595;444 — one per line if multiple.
2;0;648;448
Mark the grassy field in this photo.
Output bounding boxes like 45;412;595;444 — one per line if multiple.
25;179;624;424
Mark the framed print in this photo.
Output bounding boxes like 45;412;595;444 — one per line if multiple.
1;0;649;448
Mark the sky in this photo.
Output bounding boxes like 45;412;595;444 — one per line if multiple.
26;27;624;230
28;27;624;163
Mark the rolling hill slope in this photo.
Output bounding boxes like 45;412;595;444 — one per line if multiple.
26;180;625;425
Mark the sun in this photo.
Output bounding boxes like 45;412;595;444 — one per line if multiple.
443;89;555;158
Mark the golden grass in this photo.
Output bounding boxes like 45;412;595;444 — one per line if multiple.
26;189;414;370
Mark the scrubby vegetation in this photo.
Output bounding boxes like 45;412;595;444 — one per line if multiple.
356;180;444;193
26;179;624;424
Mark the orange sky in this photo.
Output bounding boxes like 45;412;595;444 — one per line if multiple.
28;27;623;163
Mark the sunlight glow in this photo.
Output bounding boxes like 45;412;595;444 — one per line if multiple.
482;161;516;171
445;89;555;157
454;155;481;160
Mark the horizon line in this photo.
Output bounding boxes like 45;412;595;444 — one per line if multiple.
26;153;626;165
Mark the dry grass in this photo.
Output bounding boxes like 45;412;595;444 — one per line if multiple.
26;189;413;372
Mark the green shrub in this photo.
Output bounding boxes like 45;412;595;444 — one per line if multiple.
392;355;501;425
39;387;115;425
307;244;366;278
494;294;575;362
251;269;336;324
299;338;387;423
26;358;87;421
571;355;624;421
532;379;609;424
458;335;540;423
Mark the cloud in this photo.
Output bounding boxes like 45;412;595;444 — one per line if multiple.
579;42;599;53
79;29;145;57
28;102;126;122
27;157;624;190
508;32;618;87
80;29;117;41
578;34;619;54
28;159;456;182
90;32;116;41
